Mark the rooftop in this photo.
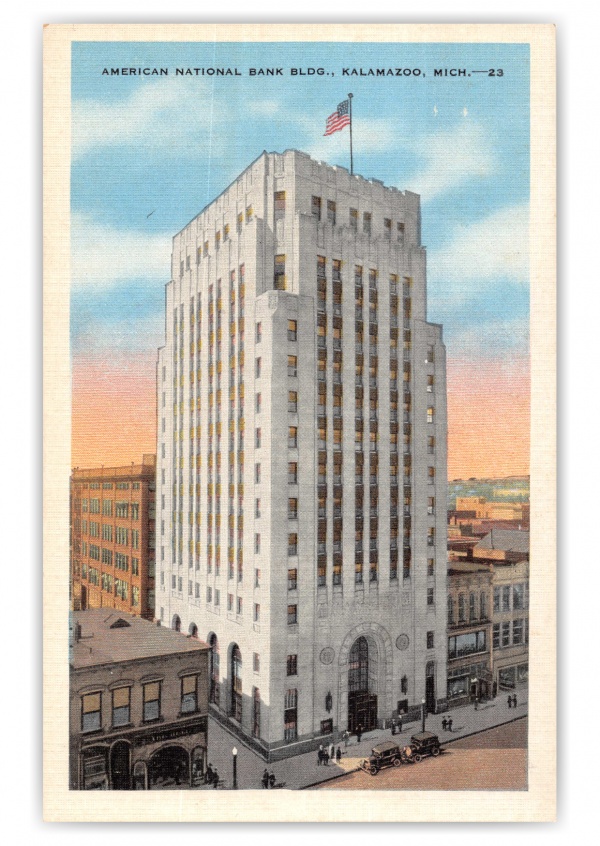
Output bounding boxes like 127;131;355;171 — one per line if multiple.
474;528;530;555
71;454;156;481
71;609;208;670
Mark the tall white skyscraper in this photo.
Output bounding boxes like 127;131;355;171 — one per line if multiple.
157;149;447;759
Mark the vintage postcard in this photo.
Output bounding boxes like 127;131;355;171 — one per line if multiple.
43;23;556;822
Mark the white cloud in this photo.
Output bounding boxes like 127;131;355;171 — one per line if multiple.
248;99;280;116
71;213;171;288
429;203;529;291
404;121;495;202
72;78;225;159
305;118;396;164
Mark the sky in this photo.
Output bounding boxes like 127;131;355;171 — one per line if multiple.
70;40;530;480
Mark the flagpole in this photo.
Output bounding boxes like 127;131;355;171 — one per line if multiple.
348;93;354;175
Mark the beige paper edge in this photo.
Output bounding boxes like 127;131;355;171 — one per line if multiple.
43;21;556;823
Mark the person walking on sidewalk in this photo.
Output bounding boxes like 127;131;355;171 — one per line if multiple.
329;742;335;762
442;717;447;731
269;771;276;789
356;724;363;743
513;693;518;708
447;717;453;732
343;730;350;748
398;714;403;733
336;747;342;764
507;694;512;709
262;769;269;788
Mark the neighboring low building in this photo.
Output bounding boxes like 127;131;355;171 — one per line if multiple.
473;529;530;692
70;455;157;620
69;609;209;790
446;561;494;706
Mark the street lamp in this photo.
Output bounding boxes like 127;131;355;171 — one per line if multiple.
232;746;238;789
421;698;426;733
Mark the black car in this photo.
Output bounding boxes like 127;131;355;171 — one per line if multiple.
405;731;441;762
359;741;405;775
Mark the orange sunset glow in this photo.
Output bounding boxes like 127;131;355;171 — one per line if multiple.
71;352;530;480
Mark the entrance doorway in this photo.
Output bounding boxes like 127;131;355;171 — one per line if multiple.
347;636;378;733
426;662;436;713
148;746;189;789
110;741;130;790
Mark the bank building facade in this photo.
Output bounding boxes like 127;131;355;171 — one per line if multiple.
157;149;448;760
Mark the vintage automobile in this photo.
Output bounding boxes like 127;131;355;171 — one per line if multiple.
358;741;408;775
405;731;442;762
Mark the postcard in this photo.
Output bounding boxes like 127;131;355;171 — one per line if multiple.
43;23;556;822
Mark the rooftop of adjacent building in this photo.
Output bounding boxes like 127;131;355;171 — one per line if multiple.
447;560;493;577
71;608;208;670
71;453;156;482
475;528;530;555
177;148;418;236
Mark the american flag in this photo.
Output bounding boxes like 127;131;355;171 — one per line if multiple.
324;100;350;136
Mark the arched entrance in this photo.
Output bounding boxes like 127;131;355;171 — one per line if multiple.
347;636;378;733
148;745;189;789
110;740;131;790
172;615;181;632
189;622;198;638
209;633;220;706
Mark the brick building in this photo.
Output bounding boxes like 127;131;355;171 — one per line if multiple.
69;609;209;790
70;455;157;620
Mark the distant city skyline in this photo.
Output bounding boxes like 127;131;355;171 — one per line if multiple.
70;40;530;479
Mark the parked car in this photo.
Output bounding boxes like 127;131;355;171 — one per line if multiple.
359;741;406;775
405;731;441;762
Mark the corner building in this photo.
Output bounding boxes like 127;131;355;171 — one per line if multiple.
157;150;448;759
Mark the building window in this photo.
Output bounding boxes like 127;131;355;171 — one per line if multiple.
312;195;322;220
427;558;434;576
287;654;298;676
181;675;199;714
513;618;524;645
363;212;372;234
427;406;434;424
237;597;243;615
427;374;434;393
253;652;260;672
132;586;140;606
255;357;261;378
502;621;511;647
256;322;262;343
288;533;298;556
254;533;261;554
255;498;261;519
254;603;260;622
427;527;435;547
502;586;511;612
427;497;435;516
254;568;260;588
287;567;298;590
206;586;213;603
427;436;435;455
288;391;298;413
327;200;336;226
284;688;298;741
426;345;435;364
231;645;242;720
255;463;261;484
349;208;358;230
448;596;454;625
513;583;525;610
458;594;465;622
469;592;476;621
143;681;161;722
274;254;286;290
426;631;434;649
227;593;233;611
275;190;286;217
493;623;500;649
493;587;501;613
428;466;435;485
384;218;392;239
480;591;487;619
255;427;261;449
255;393;261;414
288;497;298;519
288;462;298;485
427;587;434;606
288;319;297;342
81;692;102;732
287;604;298;625
288;355;298;377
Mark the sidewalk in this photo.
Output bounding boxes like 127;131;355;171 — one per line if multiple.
205;687;528;790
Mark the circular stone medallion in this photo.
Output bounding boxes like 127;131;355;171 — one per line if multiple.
396;634;410;651
320;647;335;665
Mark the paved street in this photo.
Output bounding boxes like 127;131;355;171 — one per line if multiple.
202;686;528;790
317;718;527;791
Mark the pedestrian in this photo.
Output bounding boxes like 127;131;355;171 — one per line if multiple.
269;771;276;789
343;730;350;748
474;698;478;710
206;763;214;785
357;724;362;743
391;718;396;736
447;717;453;732
323;749;329;766
397;715;403;733
507;694;512;709
513;693;518;708
329;742;335;762
336;746;342;763
212;768;219;788
318;743;324;765
262;768;269;788
442;717;447;731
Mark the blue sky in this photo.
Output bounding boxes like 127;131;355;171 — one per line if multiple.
71;40;529;364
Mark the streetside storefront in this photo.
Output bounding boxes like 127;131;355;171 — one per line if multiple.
75;716;207;789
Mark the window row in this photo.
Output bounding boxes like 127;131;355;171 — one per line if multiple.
493;619;529;649
311;196;406;241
